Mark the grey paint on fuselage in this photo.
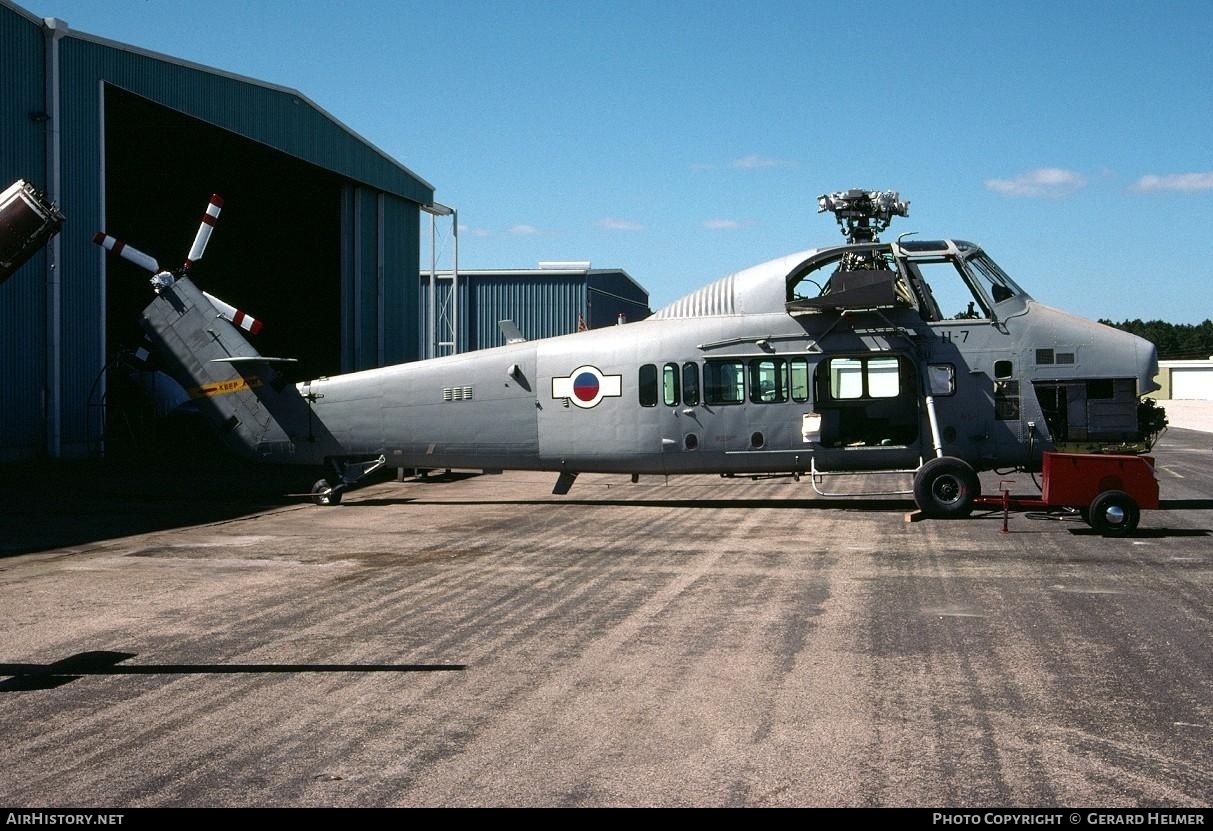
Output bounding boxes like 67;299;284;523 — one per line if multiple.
143;239;1158;482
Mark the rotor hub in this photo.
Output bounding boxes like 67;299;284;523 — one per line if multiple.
817;189;909;245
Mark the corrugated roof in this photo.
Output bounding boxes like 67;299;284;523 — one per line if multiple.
3;0;434;201
428;267;648;301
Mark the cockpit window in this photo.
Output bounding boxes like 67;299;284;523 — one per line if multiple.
964;253;1025;303
908;258;991;321
904;252;1024;322
786;243;1026;323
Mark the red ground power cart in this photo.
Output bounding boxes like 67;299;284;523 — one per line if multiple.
975;451;1160;535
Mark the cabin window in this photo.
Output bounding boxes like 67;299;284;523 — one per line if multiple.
790;358;810;402
748;358;788;404
827;356;901;400
662;363;680;406
638;364;658;407
682;362;700;406
704;360;745;405
928;364;955;396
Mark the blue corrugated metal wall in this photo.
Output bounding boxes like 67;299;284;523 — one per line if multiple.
0;5;48;461
382;196;419;365
418;270;650;354
419;276;577;355
0;2;432;458
341;186;418;372
469;275;584;350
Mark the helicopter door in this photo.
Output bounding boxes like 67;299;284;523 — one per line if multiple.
811;354;922;470
740;356;806;455
698;358;751;456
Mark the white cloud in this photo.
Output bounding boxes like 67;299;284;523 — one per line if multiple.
508;224;540;236
731;154;787;169
984;167;1087;197
597;217;644;231
458;224;493;238
1131;172;1213;193
703;218;741;230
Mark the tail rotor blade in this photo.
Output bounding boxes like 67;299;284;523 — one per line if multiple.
203;291;263;335
185;194;224;268
92;232;160;273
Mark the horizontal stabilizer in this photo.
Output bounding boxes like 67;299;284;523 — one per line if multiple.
209;356;299;365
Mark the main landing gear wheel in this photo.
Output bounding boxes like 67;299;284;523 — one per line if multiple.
1087;490;1139;536
310;478;343;506
913;456;980;518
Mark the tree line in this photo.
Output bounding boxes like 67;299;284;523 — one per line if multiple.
1100;319;1213;360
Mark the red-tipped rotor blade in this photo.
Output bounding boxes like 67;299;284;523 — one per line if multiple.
92;232;160;273
185;194;224;268
202;291;263;335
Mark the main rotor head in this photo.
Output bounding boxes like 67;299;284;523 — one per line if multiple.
817;189;909;244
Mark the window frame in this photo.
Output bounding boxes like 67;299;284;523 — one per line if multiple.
638;363;658;407
748;358;789;404
821;355;907;401
662;363;680;407
704;359;746;406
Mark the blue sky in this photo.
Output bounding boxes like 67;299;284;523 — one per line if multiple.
24;0;1213;322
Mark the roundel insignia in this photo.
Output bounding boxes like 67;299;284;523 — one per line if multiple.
572;371;600;402
551;365;623;409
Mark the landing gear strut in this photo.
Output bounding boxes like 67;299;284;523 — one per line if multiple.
309;455;387;506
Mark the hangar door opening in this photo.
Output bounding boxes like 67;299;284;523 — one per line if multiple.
104;86;342;450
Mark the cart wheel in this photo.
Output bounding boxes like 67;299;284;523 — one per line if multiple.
1087;490;1139;536
913;456;980;518
311;478;343;506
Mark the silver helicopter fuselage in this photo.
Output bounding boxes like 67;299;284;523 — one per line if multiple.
143;237;1158;496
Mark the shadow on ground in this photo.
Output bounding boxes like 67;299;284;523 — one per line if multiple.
0;452;320;557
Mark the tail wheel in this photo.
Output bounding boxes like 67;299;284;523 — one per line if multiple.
1087;490;1139;536
913;456;980;518
310;478;343;506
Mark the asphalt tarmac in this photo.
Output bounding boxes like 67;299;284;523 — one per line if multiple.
1;429;1211;807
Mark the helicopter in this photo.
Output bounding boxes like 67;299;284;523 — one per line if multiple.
95;188;1161;525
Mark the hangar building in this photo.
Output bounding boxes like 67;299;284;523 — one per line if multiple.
1;0;434;461
420;262;650;355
